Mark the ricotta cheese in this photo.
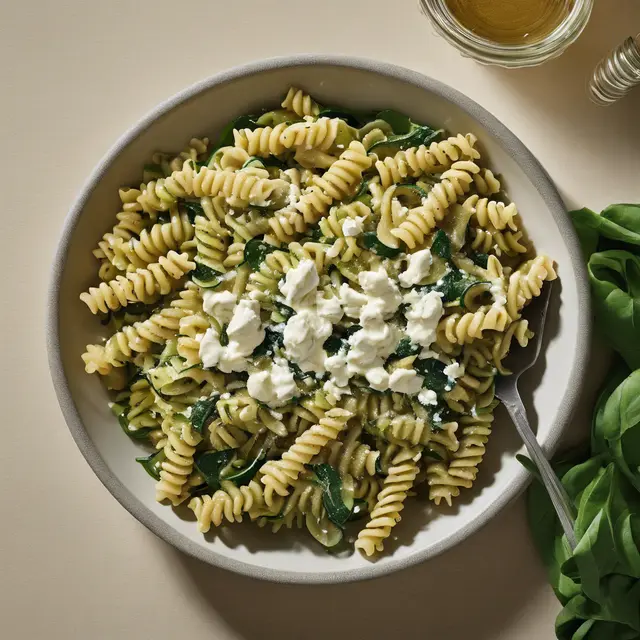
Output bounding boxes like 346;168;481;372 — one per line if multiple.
247;359;299;407
202;290;237;324
404;289;444;349
389;369;423;394
444;362;465;380
283;309;332;373
342;216;365;237
398;249;433;287
279;259;319;309
418;389;438;406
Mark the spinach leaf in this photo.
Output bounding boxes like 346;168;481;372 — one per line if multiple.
571;205;640;259
323;334;347;356
308;463;353;527
318;107;367;128
252;326;284;358
413;358;448;393
135;450;166;480
244;237;277;270
601;370;640;493
182;200;204;223
224;455;265;487
215;114;258;150
347;498;369;521
375;109;412;134
362;232;402;258
194;450;235;491
588;251;640;370
391;337;420;359
470;252;489;269
273;301;295;321
431;229;452;260
190;394;220;435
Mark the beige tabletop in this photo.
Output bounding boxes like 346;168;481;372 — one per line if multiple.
2;1;640;638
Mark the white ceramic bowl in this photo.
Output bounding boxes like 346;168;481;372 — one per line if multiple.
47;56;590;584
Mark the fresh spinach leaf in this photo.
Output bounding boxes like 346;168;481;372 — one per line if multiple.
391;337;420;359
308;463;353;528
244;237;277;271
252;326;284;358
318;107;366;128
194;450;235;491
347;498;369;521
135;450;166;480
323;334;347;355
375;109;412;134
224;455;265;487
431;229;452;260
215;114;258;150
190;394;220;435
470;252;489;269
588;251;640;370
273;301;295;321
182;200;204;223
362;232;402;258
413;358;448;393
571;205;640;259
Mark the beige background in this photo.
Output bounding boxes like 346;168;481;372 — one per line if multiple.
1;1;640;638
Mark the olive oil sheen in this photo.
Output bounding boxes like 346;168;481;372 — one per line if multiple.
445;0;574;44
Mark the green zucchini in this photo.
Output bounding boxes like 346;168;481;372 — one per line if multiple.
256;109;302;127
431;229;452;260
394;184;429;209
191;261;222;289
362;232;402;258
440;203;475;252
306;513;343;548
308;463;353;528
460;281;492;311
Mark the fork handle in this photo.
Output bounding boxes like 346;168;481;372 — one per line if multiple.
501;394;578;550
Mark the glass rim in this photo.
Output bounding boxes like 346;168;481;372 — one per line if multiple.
419;0;594;67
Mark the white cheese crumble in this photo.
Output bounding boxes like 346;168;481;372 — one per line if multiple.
398;249;433;288
199;299;265;373
389;369;423;394
491;279;507;307
279;259;319;309
247;360;299;407
359;268;402;317
365;367;390;392
342;216;365;237
202;290;237;324
323;378;351;399
283;309;332;373
325;350;351;387
444;362;465;380
403;289;444;349
316;294;344;323
339;284;368;318
418;389;438;406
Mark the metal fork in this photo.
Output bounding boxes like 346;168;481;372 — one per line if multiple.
494;282;577;550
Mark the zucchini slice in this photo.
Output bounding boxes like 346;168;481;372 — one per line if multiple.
460;281;492;311
369;126;442;159
394;184;429;209
191;261;223;289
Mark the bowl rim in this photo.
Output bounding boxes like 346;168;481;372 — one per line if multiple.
46;54;591;585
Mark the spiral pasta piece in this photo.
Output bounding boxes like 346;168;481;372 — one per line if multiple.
80;251;195;314
233;123;289;157
280;118;344;153
374;134;480;188
447;412;494;484
506;255;557;319
188;480;270;532
439;305;512;345
311;141;372;201
155;416;201;505
426;461;472;506
355;453;420;556
260;408;352;505
320;425;380;479
390;161;480;249
281;87;320;118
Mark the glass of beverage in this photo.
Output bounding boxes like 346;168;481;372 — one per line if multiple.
419;0;594;68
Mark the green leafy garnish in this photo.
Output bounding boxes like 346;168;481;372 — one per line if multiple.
347;498;369;521
215;114;258;150
191;262;222;288
413;358;448;393
182;200;204;223
194;450;235;491
362;232;402;258
431;229;452;260
219;325;229;347
470;252;489;269
135;450;166;480
308;463;353;528
318;107;369;128
375;109;412;135
323;334;348;355
391;337;420;359
252;326;284;358
273;301;295;321
224;455;265;487
190;394;220;435
244;237;277;271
